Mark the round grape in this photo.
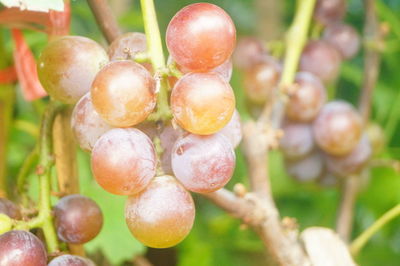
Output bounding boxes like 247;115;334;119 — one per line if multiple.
280;122;315;160
125;175;195;248
38;36;108;104
243;56;280;104
0;198;21;220
314;0;346;25
286;72;327;122
91;60;156;127
91;128;156;195
166;3;236;72
219;109;242;148
313;101;362;156
323;23;360;59
0;230;47;266
171;72;235;135
71;93;113;152
299;40;342;83
285;152;324;182
108;32;147;61
233;37;266;69
54;194;103;244
48;255;95;266
325;134;372;177
171;133;235;193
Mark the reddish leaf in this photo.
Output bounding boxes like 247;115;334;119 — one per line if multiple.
11;29;48;101
0;66;18;84
0;8;49;32
48;2;70;36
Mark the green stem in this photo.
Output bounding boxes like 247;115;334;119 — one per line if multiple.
350;203;400;256
140;0;172;121
17;148;39;195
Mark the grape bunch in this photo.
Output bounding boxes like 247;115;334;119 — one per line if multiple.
234;0;374;186
35;3;241;249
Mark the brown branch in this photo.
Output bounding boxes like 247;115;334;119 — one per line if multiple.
87;0;122;44
336;0;382;242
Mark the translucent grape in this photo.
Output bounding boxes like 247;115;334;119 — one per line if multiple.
313;101;362;156
125;175;195;248
323;23;360;59
91;128;156;195
71;93;113;152
166;3;236;72
0;230;47;266
280;122;315;160
314;0;346;26
285;152;324;182
325;134;372;177
159;124;184;175
233;37;266;69
171;133;235;193
91;60;156;127
48;255;95;266
171;72;235;135
38;36;108;104
243;56;280;104
300;40;342;83
0;198;21;219
54;194;103;244
219;109;242;148
286;72;327;122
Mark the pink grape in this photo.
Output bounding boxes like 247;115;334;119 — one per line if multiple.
233;37;266;69
159;124;184;175
285;152;324;182
0;198;21;219
323;23;360;59
48;255;95;266
219;109;242;148
280;122;315;160
108;32;147;61
171;133;235;193
314;0;346;26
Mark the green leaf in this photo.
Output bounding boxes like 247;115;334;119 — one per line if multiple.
1;0;64;12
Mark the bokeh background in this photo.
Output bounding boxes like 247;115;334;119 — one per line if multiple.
2;0;400;265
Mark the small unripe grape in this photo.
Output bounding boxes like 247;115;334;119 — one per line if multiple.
219;109;242;148
280;122;315;160
91;60;156;127
48;255;95;266
285;152;324;182
325;134;372;177
313;101;362;156
243;56;280;104
0;230;47;266
38;36;108;104
300;40;342;83
323;23;360;59
125;175;195;248
286;72;327;122
71;93;113;152
166;3;236;72
233;37;266;69
171;72;235;135
0;198;21;219
159;124;184;175
54;194;103;244
108;32;147;61
314;0;346;26
91;128;156;195
171;133;235;193
366;122;385;155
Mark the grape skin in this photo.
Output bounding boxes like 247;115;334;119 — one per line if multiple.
313;101;362;156
285;152;324;183
171;72;235;135
125;175;195;248
218;109;242;148
0;198;21;220
233;37;266;70
48;255;95;266
171;133;235;193
71;93;113;152
108;32;147;61
159;124;184;175
314;0;346;26
166;3;236;72
0;230;47;266
54;194;103;244
286;72;327;122
37;36;108;104
323;23;360;59
91;128;156;195
91;60;156;127
280;122;315;160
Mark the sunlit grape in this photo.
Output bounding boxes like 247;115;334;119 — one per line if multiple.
171;72;235;135
323;23;360;59
219;109;242;148
299;40;342;83
280;122;315;160
91;60;156;127
0;198;21;220
286;72;327;122
285;152;324;182
91;128;156;195
0;230;47;266
166;3;236;71
313;101;362;156
54;194;103;244
314;0;346;25
233;37;266;69
71;93;113;152
48;255;95;266
171;133;235;193
125;175;195;248
38;36;108;104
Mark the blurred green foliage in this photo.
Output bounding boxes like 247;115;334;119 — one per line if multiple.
2;0;400;265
